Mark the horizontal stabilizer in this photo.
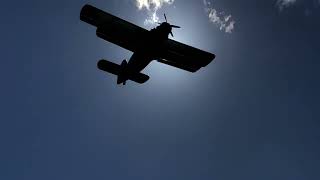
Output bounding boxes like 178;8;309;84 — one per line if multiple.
97;60;121;75
97;60;149;84
127;70;150;84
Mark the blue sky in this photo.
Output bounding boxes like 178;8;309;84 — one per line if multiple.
0;0;320;179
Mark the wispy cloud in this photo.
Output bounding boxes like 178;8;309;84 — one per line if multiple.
135;0;175;25
276;0;297;11
276;0;320;15
203;0;235;33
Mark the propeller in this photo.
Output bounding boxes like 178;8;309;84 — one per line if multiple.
171;25;181;28
158;14;181;37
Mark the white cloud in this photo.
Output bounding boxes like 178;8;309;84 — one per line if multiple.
144;11;160;25
135;0;175;25
225;21;235;33
276;0;297;11
203;0;235;33
276;0;319;15
136;0;174;11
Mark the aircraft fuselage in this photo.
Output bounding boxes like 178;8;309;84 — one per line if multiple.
124;25;172;78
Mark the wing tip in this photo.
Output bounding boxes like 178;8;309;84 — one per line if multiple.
200;53;216;67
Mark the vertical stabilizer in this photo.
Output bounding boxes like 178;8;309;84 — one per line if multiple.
117;60;127;85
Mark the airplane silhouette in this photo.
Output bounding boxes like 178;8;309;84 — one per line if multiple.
80;4;215;85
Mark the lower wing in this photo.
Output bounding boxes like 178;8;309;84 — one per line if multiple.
158;39;216;72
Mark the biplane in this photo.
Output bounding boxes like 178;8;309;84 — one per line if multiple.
80;4;215;85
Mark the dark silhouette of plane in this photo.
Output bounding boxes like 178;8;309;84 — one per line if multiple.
80;4;215;85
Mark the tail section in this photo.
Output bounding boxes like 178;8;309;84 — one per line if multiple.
117;60;127;85
97;59;149;85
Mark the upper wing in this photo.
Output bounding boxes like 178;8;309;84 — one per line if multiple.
80;4;148;52
158;39;216;72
